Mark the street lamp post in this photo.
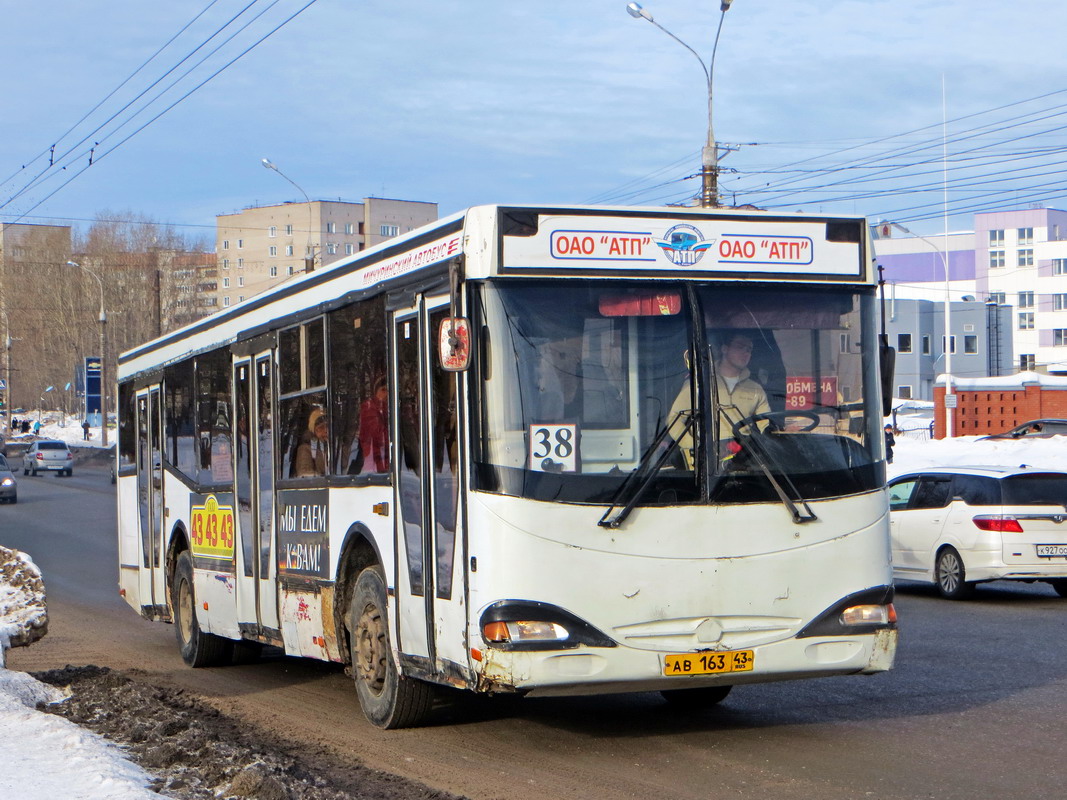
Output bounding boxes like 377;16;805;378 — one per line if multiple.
626;1;734;207
881;222;954;439
67;261;108;448
39;386;54;427
261;158;316;273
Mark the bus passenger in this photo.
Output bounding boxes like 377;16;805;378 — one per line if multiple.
294;407;328;477
359;379;389;473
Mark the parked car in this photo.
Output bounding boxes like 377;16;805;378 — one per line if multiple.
0;453;17;503
980;419;1067;440
888;465;1067;599
22;439;74;477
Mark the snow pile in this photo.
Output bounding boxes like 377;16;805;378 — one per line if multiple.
0;546;48;665
0;547;163;799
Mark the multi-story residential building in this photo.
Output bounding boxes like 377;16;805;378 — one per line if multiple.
874;207;1067;399
884;297;1013;401
157;250;218;331
214;197;438;308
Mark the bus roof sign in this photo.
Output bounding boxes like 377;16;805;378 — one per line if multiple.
500;212;866;279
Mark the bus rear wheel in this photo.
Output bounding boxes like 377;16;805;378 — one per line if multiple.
660;685;733;708
172;550;233;667
348;566;434;729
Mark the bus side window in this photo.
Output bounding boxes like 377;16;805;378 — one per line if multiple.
328;298;389;476
279;394;327;478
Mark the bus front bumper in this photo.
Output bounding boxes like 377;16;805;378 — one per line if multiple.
475;627;898;697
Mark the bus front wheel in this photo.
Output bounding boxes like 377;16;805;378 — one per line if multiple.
348;566;434;729
172;550;233;667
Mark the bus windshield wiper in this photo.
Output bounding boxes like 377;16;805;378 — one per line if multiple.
598;410;696;530
727;410;817;524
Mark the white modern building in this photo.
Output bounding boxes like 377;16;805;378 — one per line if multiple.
874;207;1067;399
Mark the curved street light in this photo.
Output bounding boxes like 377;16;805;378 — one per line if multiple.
262;158;315;273
626;1;734;207
67;260;108;448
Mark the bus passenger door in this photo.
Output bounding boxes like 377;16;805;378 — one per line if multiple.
233;354;280;637
392;297;467;677
135;386;166;612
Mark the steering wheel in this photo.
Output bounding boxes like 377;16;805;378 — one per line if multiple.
731;409;821;437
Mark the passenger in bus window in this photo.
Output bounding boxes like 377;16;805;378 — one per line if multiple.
294;407;328;477
359;379;389;473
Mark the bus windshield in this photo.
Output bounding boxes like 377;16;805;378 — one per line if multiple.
473;280;883;508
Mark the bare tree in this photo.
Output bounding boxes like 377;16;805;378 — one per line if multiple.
1;211;209;415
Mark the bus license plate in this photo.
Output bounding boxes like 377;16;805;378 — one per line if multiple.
664;650;754;676
1037;544;1067;557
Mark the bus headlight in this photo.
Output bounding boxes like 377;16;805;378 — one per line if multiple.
479;600;617;651
796;586;897;638
840;603;896;627
483;620;569;644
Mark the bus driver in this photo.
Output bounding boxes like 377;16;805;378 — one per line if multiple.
670;332;770;469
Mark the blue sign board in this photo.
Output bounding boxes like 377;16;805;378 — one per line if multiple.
85;356;101;425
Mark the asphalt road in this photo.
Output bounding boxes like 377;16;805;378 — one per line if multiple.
5;464;1067;800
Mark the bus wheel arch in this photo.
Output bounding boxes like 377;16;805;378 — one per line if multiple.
333;523;383;664
164;523;190;622
171;549;233;667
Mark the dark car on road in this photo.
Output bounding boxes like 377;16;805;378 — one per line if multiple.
22;439;74;477
0;453;16;503
980;419;1067;440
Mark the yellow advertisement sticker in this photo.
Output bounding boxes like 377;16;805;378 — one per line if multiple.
190;495;236;560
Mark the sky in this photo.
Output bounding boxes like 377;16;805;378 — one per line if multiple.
5;425;1067;796
1;0;1065;246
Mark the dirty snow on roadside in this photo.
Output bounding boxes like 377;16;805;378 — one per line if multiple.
0;547;167;799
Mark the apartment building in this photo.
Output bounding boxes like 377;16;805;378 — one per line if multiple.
874;207;1067;399
883;296;1013;401
214;197;438;308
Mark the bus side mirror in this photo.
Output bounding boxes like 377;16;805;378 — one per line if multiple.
879;335;896;418
439;317;471;372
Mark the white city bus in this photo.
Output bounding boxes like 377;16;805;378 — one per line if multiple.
116;204;898;728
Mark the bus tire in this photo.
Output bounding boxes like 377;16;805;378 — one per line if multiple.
935;546;974;600
660;684;732;707
172;550;233;667
348;566;434;729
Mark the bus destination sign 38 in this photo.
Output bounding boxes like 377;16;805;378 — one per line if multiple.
504;215;862;277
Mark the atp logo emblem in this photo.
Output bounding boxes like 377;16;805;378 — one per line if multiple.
654;224;715;267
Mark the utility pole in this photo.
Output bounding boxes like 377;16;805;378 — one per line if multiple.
627;1;735;208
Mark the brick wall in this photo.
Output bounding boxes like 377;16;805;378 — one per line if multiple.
933;382;1067;437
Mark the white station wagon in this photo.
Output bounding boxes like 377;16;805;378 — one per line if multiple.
888;465;1067;599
